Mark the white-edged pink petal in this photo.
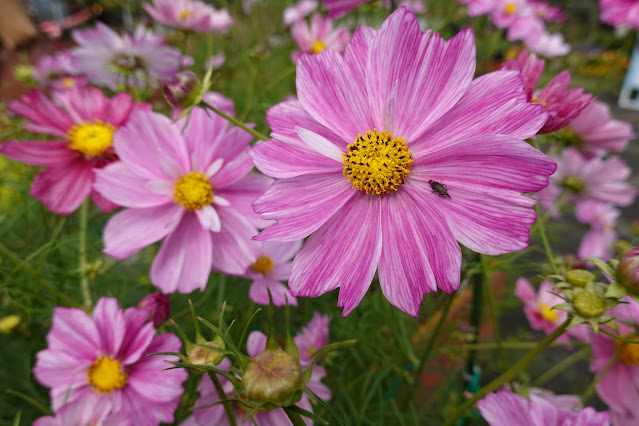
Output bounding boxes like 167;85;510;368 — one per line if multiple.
195;205;221;232
295;126;344;161
210;207;261;275
94;162;173;208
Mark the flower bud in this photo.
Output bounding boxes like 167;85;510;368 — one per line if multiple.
565;270;594;287
573;292;605;318
164;71;200;109
138;293;171;326
187;336;226;366
242;349;301;405
617;247;639;296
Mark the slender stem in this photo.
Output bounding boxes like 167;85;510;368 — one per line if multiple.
481;255;505;370
434;341;569;353
410;293;455;400
0;242;80;308
208;371;237;426
444;319;570;426
283;408;307;426
531;347;590;387
535;203;558;274
581;347;620;405
466;265;483;380
78;200;92;307
200;101;269;141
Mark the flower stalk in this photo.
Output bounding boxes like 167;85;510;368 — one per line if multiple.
208;371;237;426
78;200;92;307
200;100;269;141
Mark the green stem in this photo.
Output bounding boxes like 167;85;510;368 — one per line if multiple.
581;348;620;405
284;408;307;426
444;319;570;426
78;200;92;307
5;390;51;416
531;347;590;387
208;371;237;426
481;255;505;370
200;101;269;141
434;341;569;353
409;293;455;401
535;203;558;275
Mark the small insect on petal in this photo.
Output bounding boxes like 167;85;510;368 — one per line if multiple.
429;180;451;199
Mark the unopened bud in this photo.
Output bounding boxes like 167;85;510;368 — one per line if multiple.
565;270;594;287
138;293;171;326
617;247;639;296
164;71;200;108
573;292;605;318
187;337;226;366
242;349;301;405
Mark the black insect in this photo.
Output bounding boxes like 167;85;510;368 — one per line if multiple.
429;180;451;199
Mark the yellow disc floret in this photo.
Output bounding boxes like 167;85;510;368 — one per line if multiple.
174;172;213;211
504;2;517;14
87;356;127;393
179;9;193;21
620;340;639;366
538;304;559;323
343;129;413;196
311;40;326;54
67;121;115;158
251;255;274;275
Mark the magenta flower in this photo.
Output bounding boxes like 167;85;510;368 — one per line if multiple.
500;50;591;133
322;0;368;17
0;87;150;215
33;298;187;425
564;99;635;157
250;7;555;316
600;0;639;29
137;293;171;326
35;393;130;426
241;240;302;307
515;279;569;339
143;0;233;33
94;108;272;293
291;13;350;63
69;23;182;90
478;390;610;426
530;0;565;22
575;200;619;261
283;0;318;26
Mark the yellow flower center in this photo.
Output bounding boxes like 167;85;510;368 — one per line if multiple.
251;255;274;275
67;121;115;158
87;356;127;393
531;96;548;107
342;129;413;196
174;172;213;211
619;340;639;365
538;304;559;323
504;2;517;14
310;40;326;54
179;9;193;21
61;77;75;88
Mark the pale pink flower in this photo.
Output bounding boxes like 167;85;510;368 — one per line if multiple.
527;31;571;57
478;390;610;425
143;0;233;33
34;51;87;90
490;0;533;28
294;312;331;366
565;99;635;157
204;53;225;71
529;0;565;22
291;13;351;63
575;200;619;261
600;0;639;29
241;241;302;306
33;298;187;425
283;0;318;26
35;393;130;426
94;108;272;293
251;7;555;316
0;87;150;215
459;0;499;17
515;279;569;338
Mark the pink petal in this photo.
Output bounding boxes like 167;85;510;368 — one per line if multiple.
210;207;261;275
0;141;75;167
90;188;120;213
30;160;94;215
103;204;184;260
249;278;298;306
150;213;213;293
514;278;537;306
264;240;303;264
289;193;382;316
249;139;341;178
296;127;344;162
216;172;274;229
92;298;126;357
211;149;254;189
180;107;229;171
9;90;74;138
93;162;173;208
343;25;376;86
118;307;155;365
246;331;267;358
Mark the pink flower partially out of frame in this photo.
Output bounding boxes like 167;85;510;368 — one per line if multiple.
0;87;150;215
95;108;272;293
33;298;187;425
600;0;639;30
250;7;555;316
290;13;350;63
143;0;233;33
575;200;619;261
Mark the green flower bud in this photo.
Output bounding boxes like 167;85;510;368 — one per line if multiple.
617;247;639;296
187;336;225;366
565;270;595;287
242;349;301;405
164;71;201;109
573;292;605;318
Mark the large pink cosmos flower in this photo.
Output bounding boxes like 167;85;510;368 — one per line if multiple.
94;108;272;293
575;200;619;261
250;7;555;316
33;298;187;425
500;50;591;133
0;87;150;215
69;23;182;90
291;13;351;63
563;99;635;158
600;0;639;29
143;0;233;33
478;390;610;425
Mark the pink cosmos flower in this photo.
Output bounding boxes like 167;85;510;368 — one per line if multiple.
600;0;639;29
35;393;130;426
0;87;150;215
294;312;331;366
33;298;187;425
500;50;591;133
526;30;571;57
241;240;302;306
514;279;569;339
529;0;565;23
575;200;619;261
143;0;233;33
34;51;87;90
250;7;555;316
69;23;182;90
322;0;368;17
284;0;318;26
564;99;635;157
94;108;272;293
291;13;351;63
591;297;639;426
478;390;610;425
460;0;499;17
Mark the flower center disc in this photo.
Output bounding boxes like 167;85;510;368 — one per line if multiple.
311;40;325;54
251;255;274;275
67;121;115;158
87;356;127;393
342;129;413;196
538;304;559;323
620;340;639;365
180;9;193;21
504;2;517;14
174;172;213;211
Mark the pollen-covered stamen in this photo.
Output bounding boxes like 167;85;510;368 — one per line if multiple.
87;356;127;393
342;129;413;196
67;120;115;158
174;172;213;211
251;255;274;275
310;40;325;54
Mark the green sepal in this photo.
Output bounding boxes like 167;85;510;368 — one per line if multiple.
265;290;279;351
197;316;251;370
285;298;300;362
605;282;628;300
585;257;615;279
238;308;262;352
175;361;245;393
169;319;194;354
284;404;329;425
